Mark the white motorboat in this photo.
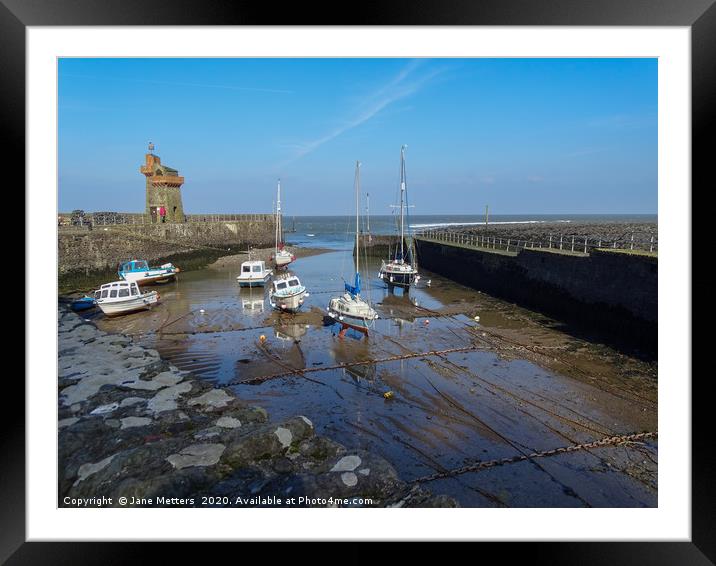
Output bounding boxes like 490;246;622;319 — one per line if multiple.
327;161;378;335
95;280;159;317
118;259;179;286
378;145;421;289
236;260;272;287
269;272;308;313
271;179;296;268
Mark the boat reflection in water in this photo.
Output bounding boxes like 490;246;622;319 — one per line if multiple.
378;292;421;327
240;287;266;315
273;322;310;342
330;334;376;383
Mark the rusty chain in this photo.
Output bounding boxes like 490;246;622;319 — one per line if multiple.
413;431;658;484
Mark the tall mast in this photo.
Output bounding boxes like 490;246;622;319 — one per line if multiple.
366;192;371;243
276;179;282;249
400;145;406;261
355;161;360;276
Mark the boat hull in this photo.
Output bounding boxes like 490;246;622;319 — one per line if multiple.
97;292;159;317
270;288;306;312
237;274;272;287
326;296;378;333
379;262;418;288
122;271;178;286
273;252;295;267
70;298;97;312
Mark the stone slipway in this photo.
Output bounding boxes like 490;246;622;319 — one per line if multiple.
58;307;456;508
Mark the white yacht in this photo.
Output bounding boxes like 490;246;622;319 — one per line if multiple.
327;161;378;335
271;179;296;268
378;145;421;289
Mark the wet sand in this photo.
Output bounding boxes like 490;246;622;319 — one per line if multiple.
208;246;332;269
89;248;657;507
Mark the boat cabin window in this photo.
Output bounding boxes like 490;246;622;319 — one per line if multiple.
118;288;130;297
101;290;108;298
130;284;138;296
242;265;251;273
252;265;262;273
276;281;287;290
109;289;118;298
288;279;299;287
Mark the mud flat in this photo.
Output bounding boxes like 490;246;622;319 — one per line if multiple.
58;307;455;508
208;246;332;269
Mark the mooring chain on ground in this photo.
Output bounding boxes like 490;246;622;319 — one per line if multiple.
229;344;480;386
412;431;658;484
413;303;657;409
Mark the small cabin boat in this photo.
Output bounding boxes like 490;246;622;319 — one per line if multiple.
118;259;179;286
236;260;273;287
95;280;160;317
269;273;308;312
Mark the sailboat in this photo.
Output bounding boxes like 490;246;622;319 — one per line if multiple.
271;179;295;268
379;145;421;289
327;161;379;335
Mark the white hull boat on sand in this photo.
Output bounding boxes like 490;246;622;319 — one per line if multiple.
270;273;308;313
96;280;159;317
237;260;273;287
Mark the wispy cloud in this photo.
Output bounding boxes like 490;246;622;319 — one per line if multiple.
59;73;293;94
278;60;445;167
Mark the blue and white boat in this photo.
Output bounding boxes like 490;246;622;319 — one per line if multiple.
70;295;98;312
327;161;378;335
236;260;272;288
118;259;179;286
269;272;308;312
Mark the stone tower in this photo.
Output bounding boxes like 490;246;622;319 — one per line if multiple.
140;144;185;223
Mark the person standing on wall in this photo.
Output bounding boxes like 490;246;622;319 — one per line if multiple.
160;205;166;223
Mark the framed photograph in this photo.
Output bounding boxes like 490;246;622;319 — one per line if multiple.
8;0;709;561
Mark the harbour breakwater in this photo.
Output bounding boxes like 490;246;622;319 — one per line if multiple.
58;307;456;508
415;239;657;357
354;234;409;258
58;219;276;291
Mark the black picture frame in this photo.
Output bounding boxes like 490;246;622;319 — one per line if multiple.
6;0;709;562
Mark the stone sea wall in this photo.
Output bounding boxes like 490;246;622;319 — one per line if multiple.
58;308;455;508
416;240;657;356
58;220;277;276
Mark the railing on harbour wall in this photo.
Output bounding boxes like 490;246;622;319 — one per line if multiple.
413;229;658;254
58;212;275;228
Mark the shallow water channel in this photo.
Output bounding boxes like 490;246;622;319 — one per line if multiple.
93;250;658;507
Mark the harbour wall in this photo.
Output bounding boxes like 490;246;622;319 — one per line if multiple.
58;219;276;289
415;239;657;356
354;235;409;258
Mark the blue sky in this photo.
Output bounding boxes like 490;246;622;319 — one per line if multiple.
58;58;657;215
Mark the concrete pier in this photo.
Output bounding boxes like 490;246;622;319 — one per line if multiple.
415;237;657;356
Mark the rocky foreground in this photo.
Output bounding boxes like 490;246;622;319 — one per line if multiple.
58;307;456;508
